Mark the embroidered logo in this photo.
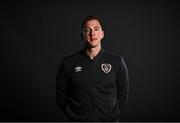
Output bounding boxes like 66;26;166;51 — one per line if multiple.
101;63;112;73
75;66;82;72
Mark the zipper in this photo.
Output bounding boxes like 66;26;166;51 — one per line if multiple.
89;59;94;121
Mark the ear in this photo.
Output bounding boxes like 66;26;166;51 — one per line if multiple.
81;32;84;40
101;31;104;39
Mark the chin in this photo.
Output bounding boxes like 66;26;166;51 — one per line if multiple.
85;40;100;48
86;43;98;48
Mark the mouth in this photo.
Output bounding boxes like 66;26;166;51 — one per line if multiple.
90;38;97;41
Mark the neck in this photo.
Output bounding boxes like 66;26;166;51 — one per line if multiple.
86;45;101;60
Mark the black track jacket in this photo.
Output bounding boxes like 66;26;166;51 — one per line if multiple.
56;48;129;121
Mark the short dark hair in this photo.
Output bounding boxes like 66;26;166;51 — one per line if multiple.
81;16;103;30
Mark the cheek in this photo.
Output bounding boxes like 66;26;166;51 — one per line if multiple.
99;33;104;39
84;34;89;39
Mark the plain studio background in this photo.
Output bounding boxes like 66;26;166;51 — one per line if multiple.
0;1;180;121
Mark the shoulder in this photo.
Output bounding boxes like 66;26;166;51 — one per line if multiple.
104;50;128;72
56;50;82;73
103;50;127;69
61;50;82;65
104;50;124;62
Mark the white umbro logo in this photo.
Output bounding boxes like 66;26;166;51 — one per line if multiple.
75;66;82;72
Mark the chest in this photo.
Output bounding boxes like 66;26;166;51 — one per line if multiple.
69;57;118;89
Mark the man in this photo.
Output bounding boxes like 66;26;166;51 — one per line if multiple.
56;16;129;121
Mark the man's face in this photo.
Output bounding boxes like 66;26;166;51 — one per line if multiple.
83;19;104;48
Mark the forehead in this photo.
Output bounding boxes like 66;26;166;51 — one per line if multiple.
84;19;102;28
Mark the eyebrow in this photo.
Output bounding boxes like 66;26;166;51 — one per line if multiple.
85;26;101;29
94;26;100;28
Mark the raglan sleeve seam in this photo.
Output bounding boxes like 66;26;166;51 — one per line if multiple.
56;58;70;112
116;55;129;111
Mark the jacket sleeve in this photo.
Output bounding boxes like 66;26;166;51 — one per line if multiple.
56;59;69;112
116;56;129;111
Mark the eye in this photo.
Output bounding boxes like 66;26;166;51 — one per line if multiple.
95;28;100;31
84;28;90;33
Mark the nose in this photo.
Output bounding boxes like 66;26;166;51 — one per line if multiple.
90;30;95;36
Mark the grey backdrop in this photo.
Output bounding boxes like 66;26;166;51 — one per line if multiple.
1;1;180;121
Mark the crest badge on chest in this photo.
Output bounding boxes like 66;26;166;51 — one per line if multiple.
101;63;112;73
